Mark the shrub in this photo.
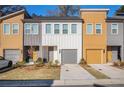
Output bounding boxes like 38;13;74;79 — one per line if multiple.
15;61;26;67
47;61;53;68
120;62;124;66
52;60;60;67
79;58;87;65
35;57;44;67
113;61;121;67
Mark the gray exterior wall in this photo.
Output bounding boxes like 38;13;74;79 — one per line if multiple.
107;22;124;61
24;23;41;46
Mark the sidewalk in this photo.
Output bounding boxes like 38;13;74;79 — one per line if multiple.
0;79;124;87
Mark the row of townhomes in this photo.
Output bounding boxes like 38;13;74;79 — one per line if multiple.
0;8;124;64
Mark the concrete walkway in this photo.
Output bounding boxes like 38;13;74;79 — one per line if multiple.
90;64;124;79
60;64;95;80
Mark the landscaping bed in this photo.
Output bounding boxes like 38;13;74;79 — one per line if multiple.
80;64;110;79
0;65;60;80
112;62;124;70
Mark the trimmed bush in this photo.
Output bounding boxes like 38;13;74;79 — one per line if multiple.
79;58;87;65
35;57;44;67
15;61;26;67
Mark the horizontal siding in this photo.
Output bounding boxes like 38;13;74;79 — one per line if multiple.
107;23;123;46
24;35;40;46
24;23;41;46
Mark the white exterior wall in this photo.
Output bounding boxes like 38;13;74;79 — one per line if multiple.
41;21;82;64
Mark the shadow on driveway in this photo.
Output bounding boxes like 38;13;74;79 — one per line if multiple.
0;80;54;87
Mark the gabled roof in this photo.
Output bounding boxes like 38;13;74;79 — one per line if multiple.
0;9;30;20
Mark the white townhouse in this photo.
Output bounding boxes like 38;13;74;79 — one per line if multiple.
41;17;83;64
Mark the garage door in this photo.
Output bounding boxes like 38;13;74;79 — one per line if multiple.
61;49;77;64
4;49;21;62
86;49;102;64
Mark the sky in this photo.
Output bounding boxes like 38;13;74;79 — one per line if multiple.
25;5;121;17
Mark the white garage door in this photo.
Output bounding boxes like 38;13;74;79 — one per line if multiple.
4;49;21;62
61;49;77;64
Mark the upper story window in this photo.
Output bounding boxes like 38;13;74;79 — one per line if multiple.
24;23;31;34
71;24;77;33
54;24;60;34
111;24;118;35
86;24;93;34
12;24;19;35
95;24;102;34
63;24;68;34
3;23;10;35
32;23;39;34
46;24;51;34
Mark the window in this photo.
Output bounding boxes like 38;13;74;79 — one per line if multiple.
111;24;118;34
86;24;93;34
3;23;10;35
54;24;60;34
12;24;19;34
46;24;51;34
63;24;68;34
71;24;77;33
32;23;39;34
24;23;31;34
96;24;102;34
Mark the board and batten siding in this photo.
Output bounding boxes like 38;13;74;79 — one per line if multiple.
107;22;124;61
41;21;82;64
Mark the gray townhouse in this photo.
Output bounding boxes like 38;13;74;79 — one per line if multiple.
23;18;42;62
106;13;124;62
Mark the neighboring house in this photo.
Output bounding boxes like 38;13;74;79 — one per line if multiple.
40;17;82;64
80;9;109;64
106;14;124;62
0;10;29;63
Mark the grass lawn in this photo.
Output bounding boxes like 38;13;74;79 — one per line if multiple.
0;65;60;80
80;64;110;79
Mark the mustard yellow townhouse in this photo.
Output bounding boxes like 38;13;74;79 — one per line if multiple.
80;9;109;64
0;10;29;63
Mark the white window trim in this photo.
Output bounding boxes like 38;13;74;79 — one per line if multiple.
12;23;19;35
31;23;39;35
71;24;77;34
3;23;10;35
95;23;102;35
111;23;118;35
46;24;51;34
62;24;68;34
24;23;31;35
86;23;93;35
54;24;60;34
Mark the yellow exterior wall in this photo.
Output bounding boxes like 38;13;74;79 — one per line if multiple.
80;11;107;64
0;13;24;61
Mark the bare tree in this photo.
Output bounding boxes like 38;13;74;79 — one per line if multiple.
47;5;80;17
0;5;25;16
115;5;124;15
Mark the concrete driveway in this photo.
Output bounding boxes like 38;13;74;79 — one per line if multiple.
60;64;95;80
90;64;124;79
